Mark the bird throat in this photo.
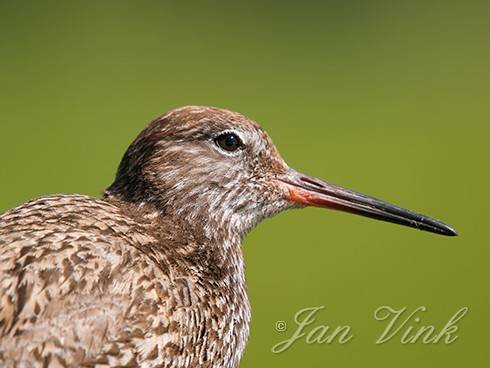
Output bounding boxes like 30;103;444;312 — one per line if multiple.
104;193;247;284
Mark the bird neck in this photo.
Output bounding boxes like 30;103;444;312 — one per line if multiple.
104;193;247;283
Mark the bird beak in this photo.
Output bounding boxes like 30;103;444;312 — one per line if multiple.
276;169;457;236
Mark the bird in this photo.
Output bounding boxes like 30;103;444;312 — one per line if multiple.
0;106;457;367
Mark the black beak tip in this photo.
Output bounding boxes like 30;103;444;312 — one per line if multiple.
430;221;458;237
442;225;458;237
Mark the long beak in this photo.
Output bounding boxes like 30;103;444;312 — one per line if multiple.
277;169;457;236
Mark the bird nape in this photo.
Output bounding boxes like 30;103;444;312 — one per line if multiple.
0;106;456;368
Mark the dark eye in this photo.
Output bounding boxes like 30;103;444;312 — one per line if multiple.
215;132;243;152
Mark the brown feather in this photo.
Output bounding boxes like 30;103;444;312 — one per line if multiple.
0;106;292;367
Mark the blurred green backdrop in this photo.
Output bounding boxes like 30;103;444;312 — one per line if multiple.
1;1;489;367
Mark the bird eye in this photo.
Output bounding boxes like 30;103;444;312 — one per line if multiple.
214;132;243;152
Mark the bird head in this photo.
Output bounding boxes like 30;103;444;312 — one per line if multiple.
106;106;456;239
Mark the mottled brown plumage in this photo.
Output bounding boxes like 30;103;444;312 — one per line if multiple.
0;106;456;367
0;106;293;368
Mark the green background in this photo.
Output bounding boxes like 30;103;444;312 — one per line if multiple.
1;1;488;366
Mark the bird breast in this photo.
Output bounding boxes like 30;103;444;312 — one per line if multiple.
0;195;250;367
